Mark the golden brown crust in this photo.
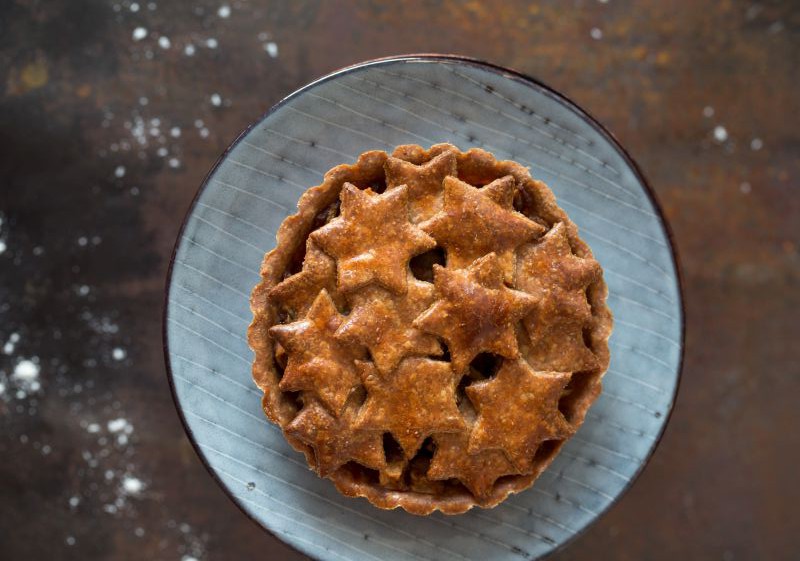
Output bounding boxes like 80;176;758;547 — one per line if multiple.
248;143;612;515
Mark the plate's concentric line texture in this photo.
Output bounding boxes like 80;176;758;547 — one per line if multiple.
165;56;682;561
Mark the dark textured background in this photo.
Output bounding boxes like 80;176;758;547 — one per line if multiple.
1;1;797;559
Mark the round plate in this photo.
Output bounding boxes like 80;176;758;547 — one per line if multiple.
164;55;683;561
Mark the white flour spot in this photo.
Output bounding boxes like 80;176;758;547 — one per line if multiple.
713;125;728;143
210;93;222;107
87;423;100;433
218;4;231;18
170;126;181;138
139;96;149;106
130;2;140;12
134;527;145;537
157;147;168;157
169;158;180;169
206;38;218;49
132;27;148;41
0;239;6;255
199;128;209;139
69;496;81;508
3;332;20;354
257;32;269;41
0;382;5;396
13;359;40;382
114;165;126;178
78;285;90;296
703;105;714;117
66;536;76;546
112;347;127;361
194;119;204;128
122;476;145;495
78;236;88;246
148;2;156;10
740;181;751;194
184;44;196;56
590;27;603;40
750;138;763;150
182;557;198;561
107;418;133;434
158;36;171;49
264;41;278;57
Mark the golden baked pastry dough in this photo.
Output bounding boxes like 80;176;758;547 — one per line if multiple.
249;144;612;515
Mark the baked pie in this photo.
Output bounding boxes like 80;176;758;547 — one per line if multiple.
249;144;612;515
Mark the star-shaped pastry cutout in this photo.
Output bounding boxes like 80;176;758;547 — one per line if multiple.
467;358;574;471
311;183;435;294
355;359;465;458
413;253;537;374
269;290;365;415
384;150;458;222
286;398;385;477
334;276;441;375
268;240;345;316
428;431;520;500
516;222;602;371
419;175;545;282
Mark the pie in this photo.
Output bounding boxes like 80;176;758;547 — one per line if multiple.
248;143;612;515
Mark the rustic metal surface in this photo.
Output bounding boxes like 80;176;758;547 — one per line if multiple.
0;1;797;560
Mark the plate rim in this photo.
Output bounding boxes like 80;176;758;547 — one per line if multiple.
162;53;686;560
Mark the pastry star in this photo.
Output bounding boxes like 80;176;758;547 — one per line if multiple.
419;175;545;282
334;277;441;375
286;398;385;477
355;359;465;458
269;290;365;415
428;431;520;500
413;253;537;374
384;149;458;222
311;183;435;294
466;358;573;471
516;222;602;371
268;240;344;316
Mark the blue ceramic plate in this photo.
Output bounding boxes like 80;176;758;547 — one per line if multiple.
164;55;683;561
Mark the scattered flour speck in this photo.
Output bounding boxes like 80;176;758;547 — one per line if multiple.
169;158;180;169
590;27;603;40
0;239;6;255
210;93;222;107
750;138;763;151
69;496;81;508
218;4;231;18
157;147;168;157
78;236;88;247
112;347;127;361
130;2;140;12
114;165;126;178
158;36;171;49
13;359;40;382
132;27;148;41
107;418;132;433
703;105;714;117
713;125;728;143
0;383;5;396
170;126;181;138
184;44;196;56
78;285;90;296
122;476;145;495
199;128;209;139
264;41;278;57
740;181;751;194
182;557;198;561
66;536;76;546
206;38;218;49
